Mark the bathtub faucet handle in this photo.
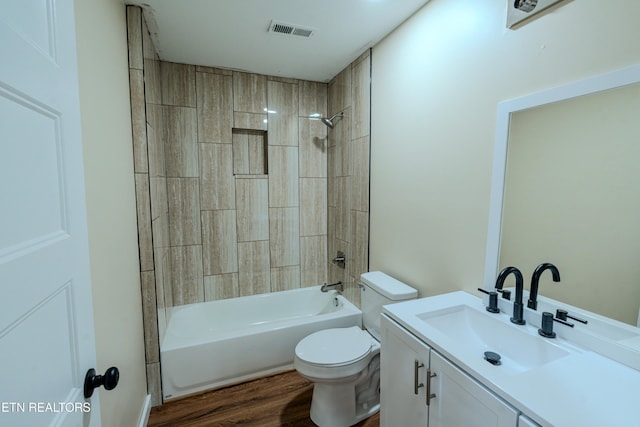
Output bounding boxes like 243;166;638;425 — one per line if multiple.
321;281;344;292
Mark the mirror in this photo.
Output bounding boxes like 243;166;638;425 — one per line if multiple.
484;65;640;326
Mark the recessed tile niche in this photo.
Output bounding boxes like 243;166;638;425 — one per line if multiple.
232;128;268;175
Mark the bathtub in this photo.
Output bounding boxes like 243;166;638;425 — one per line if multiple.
160;286;362;400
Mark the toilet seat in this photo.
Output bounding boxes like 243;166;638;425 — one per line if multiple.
295;326;372;367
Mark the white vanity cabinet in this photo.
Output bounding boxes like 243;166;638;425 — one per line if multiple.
381;314;519;427
381;291;640;427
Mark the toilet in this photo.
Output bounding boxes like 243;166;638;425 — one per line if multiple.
294;271;418;426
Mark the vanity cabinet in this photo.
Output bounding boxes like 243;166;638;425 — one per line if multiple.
381;314;519;427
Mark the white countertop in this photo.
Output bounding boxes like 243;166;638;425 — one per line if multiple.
383;291;640;427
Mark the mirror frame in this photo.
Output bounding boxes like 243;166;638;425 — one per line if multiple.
483;64;640;290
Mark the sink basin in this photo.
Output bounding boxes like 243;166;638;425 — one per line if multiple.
418;304;571;374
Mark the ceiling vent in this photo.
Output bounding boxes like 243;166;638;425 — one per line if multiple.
268;20;314;38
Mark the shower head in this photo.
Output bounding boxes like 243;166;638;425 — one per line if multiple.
320;112;344;128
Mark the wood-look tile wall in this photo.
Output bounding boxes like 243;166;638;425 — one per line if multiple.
328;50;372;306
154;66;329;303
127;6;169;407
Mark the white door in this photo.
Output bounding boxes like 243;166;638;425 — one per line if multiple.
0;1;100;426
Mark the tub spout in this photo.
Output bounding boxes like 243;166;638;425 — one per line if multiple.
321;281;344;292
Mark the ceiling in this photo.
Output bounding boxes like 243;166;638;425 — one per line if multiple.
126;0;429;83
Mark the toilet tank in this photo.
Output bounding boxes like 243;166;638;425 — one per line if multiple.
360;271;418;340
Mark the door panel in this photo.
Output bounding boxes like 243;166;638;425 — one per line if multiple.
0;89;65;256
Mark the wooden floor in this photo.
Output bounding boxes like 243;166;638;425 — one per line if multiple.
147;370;380;427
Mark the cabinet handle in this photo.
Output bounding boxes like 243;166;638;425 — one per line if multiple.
414;360;424;395
426;369;437;406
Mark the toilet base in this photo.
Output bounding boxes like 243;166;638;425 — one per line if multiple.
307;355;381;427
309;381;380;427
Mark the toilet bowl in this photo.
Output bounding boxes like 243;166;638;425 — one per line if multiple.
295;326;381;426
294;271;417;426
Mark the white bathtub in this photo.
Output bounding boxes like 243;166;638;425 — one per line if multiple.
160;286;362;400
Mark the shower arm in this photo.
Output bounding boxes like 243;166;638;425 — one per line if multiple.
320;111;344;128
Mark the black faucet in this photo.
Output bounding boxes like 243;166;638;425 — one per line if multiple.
495;266;526;325
528;263;561;310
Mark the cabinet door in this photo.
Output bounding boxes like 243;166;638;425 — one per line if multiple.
429;351;518;427
380;315;430;427
518;414;541;427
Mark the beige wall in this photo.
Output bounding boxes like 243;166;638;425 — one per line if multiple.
74;0;149;425
370;0;640;301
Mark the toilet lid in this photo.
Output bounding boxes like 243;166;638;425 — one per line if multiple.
295;327;372;366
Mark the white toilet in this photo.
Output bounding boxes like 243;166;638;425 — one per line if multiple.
294;271;418;426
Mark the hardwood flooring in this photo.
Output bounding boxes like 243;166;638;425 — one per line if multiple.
147;370;380;427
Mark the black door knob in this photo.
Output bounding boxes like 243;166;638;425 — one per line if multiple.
84;367;119;398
